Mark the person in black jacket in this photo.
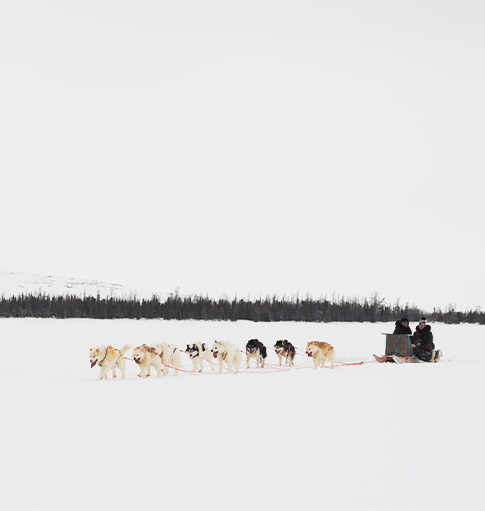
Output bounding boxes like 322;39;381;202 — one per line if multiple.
413;317;435;362
393;318;412;335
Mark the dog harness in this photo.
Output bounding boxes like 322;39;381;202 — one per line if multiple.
98;347;108;367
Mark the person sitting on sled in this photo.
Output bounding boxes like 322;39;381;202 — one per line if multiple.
413;317;441;362
393;317;413;336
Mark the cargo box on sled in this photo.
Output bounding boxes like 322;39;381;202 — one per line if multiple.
374;334;413;363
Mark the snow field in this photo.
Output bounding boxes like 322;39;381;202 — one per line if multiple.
0;319;484;510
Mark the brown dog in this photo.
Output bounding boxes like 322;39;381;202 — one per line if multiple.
305;341;335;369
89;344;132;380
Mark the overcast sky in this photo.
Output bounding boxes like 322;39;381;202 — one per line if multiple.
1;1;484;311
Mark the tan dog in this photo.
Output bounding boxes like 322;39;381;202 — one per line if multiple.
89;344;132;380
305;341;335;369
132;344;163;378
151;342;181;376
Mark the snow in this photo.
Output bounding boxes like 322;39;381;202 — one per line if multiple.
1;319;484;511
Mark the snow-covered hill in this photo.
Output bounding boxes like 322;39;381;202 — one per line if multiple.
0;269;145;298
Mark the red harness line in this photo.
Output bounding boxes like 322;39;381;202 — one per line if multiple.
241;368;290;375
169;349;236;375
125;353;292;376
241;349;294;373
294;345;378;367
165;348;233;375
335;360;377;367
124;356;203;376
183;349;236;374
124;351;378;376
162;362;204;376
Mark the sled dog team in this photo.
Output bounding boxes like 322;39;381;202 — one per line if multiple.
89;339;336;380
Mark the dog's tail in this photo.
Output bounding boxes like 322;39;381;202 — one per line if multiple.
151;343;164;357
120;344;133;356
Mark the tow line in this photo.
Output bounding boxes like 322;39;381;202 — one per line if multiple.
124;351;377;376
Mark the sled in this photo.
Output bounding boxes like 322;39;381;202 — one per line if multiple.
373;354;394;363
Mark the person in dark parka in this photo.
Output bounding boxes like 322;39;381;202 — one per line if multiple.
393;318;413;335
413;317;434;362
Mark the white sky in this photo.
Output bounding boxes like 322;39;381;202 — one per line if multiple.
1;1;484;311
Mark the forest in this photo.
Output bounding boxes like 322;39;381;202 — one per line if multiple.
0;292;482;324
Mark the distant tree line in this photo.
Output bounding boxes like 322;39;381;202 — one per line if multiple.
0;292;483;324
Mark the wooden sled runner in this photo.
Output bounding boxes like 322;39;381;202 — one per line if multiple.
373;354;393;363
391;354;426;364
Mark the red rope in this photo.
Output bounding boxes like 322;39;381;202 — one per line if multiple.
161;361;203;376
125;350;378;377
335;360;378;367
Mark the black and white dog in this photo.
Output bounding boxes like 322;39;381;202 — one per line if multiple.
185;342;214;372
245;339;267;368
274;340;296;366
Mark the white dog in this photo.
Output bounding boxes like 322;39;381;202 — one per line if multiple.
151;341;181;376
186;342;215;372
89;344;132;380
132;344;163;378
212;341;242;375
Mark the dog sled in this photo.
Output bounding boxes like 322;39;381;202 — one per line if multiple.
374;333;441;363
373;334;413;363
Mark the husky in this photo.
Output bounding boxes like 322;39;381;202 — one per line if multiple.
151;342;181;376
245;339;267;368
186;342;214;372
89;344;132;380
132;344;163;378
305;341;335;369
274;340;296;366
212;341;242;375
